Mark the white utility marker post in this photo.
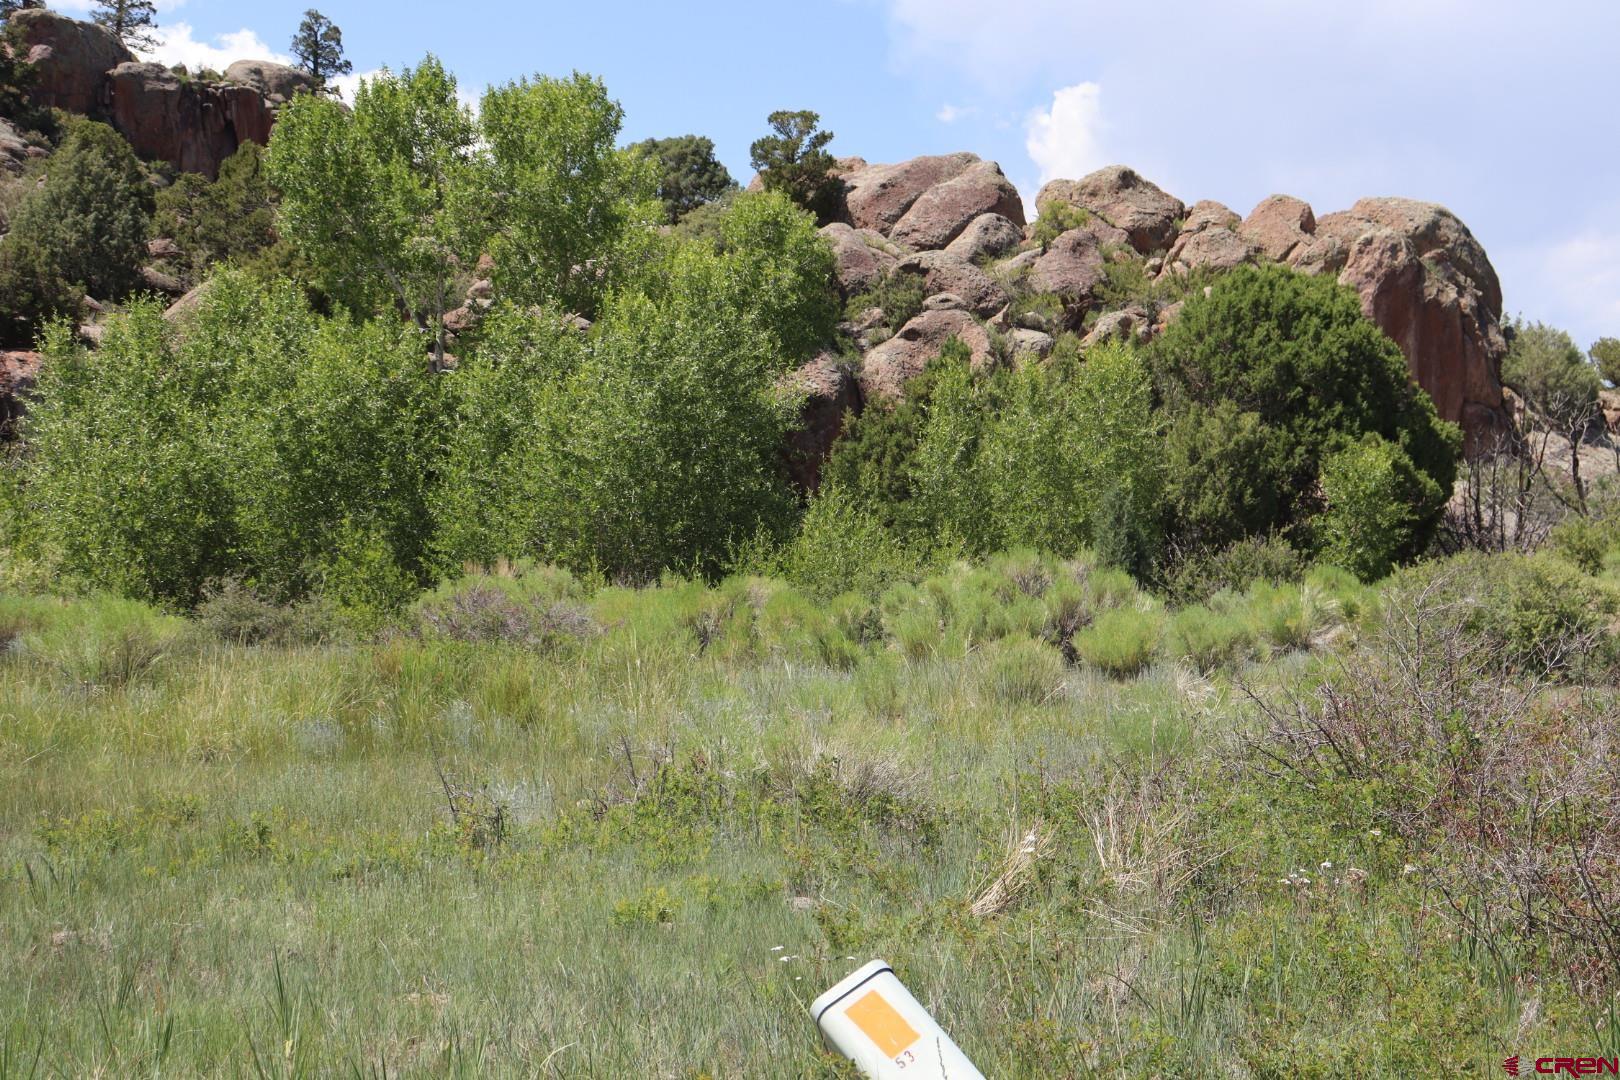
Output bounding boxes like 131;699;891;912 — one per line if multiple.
812;960;986;1078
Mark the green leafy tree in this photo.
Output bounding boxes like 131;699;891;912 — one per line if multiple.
267;56;481;367
289;9;351;92
1152;263;1459;555
630;135;736;223
476;71;653;318
1592;337;1620;388
0;20;52;137
7;119;152;302
1319;434;1443;581
749;110;842;223
151;141;279;287
91;0;157;50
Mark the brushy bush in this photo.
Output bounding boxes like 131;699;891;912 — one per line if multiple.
194;577;337;647
11;594;184;686
1240;580;1340;655
1547;514;1620;577
757;483;929;602
151;141;280;288
1159;533;1305;606
1164;604;1256;673
1475;553;1616;678
1318;434;1443;582
412;561;594;651
0;234;79;348
1072;604;1165;677
1030;200;1090;247
844;268;926;332
982;634;1066;705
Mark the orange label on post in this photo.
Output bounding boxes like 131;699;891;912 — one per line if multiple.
845;990;921;1058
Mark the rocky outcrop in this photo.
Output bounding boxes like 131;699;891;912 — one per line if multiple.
1284;196;1509;449
1;351;42;441
840;153;980;235
859;308;994;402
1025;228;1107;320
894;251;1008;318
11;12;297;178
11;9;132;117
785;352;862;490
822;223;897;298
944;213;1024;263
1035;165;1185;255
888;160;1025;251
221;60;316;104
1241;195;1316;262
1160;200;1256;277
106;62;276;178
0;118;47;176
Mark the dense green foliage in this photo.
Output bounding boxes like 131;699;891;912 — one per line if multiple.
1152;264;1460;564
630;134;736;223
289;9;351;91
749;109;841;222
0;235;77;348
16;275;447;607
151;141;280;287
5;119;152;303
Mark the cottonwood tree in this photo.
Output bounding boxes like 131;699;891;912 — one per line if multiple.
267;56;482;369
91;0;157;51
289;9;351;93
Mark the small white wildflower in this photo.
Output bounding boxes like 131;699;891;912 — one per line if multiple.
1402;863;1418;876
779;956;792;963
1320;861;1333;870
1369;828;1382;838
795;976;803;981
845;956;856;961
771;945;784;952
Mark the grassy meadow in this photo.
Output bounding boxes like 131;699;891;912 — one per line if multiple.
2;551;1617;1077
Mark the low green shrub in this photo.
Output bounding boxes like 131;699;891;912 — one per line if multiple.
982;634;1066;705
1073;604;1165;677
195;578;338;647
1159;534;1305;606
1164;604;1256;672
845;269;926;332
412;561;594;651
1030;201;1090;246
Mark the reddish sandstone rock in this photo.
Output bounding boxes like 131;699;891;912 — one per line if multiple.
859;308;994;401
944;213;1024;262
1288;197;1509;451
840;153;980;236
107;62;275;178
11;8;132;117
1035;165;1185;255
889;160;1025;251
1026;227;1108;323
1;350;42;441
784;352;862;490
821;222;897;298
1161;200;1256;277
894;250;1009;317
1241;194;1317;262
221;60;316;104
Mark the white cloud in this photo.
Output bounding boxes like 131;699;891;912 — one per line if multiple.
936;103;962;124
138;23;292;72
1501;219;1620;348
328;69;485;116
1025;82;1106;188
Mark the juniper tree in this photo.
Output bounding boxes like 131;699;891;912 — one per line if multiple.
749;110;841;223
290;9;352;92
91;0;157;51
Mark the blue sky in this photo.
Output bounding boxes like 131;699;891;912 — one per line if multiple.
54;0;1620;347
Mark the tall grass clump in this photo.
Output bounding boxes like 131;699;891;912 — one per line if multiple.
1073;604;1166;677
11;594;185;686
981;634;1066;705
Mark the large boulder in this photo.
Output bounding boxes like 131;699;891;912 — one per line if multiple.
1;350;42;442
784;352;862;491
894;250;1009;318
11;8;132;117
106;62;275;178
1025;227;1108;320
1035;165;1185;255
859;308;994;402
1287;197;1509;451
0;117;45;176
222;60;316;104
1160;200;1257;277
1241;195;1317;262
821;222;897;299
840;152;980;236
889;160;1026;251
944;213;1024;263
